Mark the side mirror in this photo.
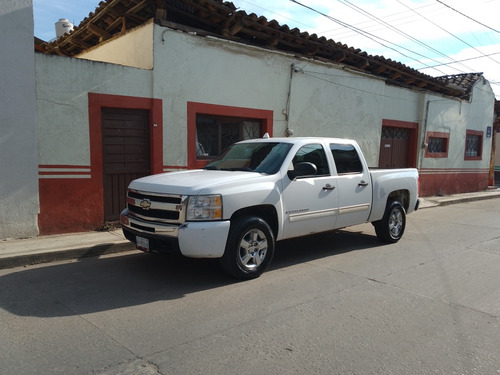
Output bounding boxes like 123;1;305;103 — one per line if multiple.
287;162;317;180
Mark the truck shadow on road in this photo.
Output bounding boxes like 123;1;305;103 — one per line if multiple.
0;229;383;318
272;228;380;269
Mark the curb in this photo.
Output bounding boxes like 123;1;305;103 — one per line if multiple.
419;188;500;209
0;240;135;270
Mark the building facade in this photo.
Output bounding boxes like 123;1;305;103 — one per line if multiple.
1;0;497;238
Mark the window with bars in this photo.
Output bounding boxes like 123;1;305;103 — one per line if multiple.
425;132;449;158
464;130;483;160
196;115;262;159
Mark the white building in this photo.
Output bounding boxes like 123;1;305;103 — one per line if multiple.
0;0;496;238
0;0;39;239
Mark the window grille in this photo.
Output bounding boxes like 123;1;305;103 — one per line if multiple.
465;134;480;157
425;132;449;158
428;137;446;153
382;127;409;140
196;115;261;158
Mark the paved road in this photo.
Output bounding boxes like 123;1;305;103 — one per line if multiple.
1;199;499;374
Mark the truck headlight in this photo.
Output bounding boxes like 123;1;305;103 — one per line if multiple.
186;195;222;221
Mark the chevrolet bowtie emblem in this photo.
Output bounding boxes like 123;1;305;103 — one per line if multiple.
140;199;151;210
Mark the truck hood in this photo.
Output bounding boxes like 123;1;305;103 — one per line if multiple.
129;169;266;195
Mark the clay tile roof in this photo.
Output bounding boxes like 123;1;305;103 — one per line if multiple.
36;0;481;99
435;72;483;92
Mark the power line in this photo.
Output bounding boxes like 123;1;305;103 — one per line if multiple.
334;0;476;73
241;0;496;75
419;50;500;69
435;0;500;34
397;0;500;67
289;0;456;75
237;0;500;97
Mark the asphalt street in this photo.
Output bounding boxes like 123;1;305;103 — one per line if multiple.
1;198;499;374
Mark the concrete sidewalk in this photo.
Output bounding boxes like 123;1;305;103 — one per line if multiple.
1;187;500;270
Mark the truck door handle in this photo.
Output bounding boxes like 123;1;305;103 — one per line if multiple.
323;184;336;190
358;180;369;187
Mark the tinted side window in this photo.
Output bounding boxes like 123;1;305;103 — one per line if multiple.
292;144;330;176
330;143;363;174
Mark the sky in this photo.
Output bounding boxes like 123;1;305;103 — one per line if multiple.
33;0;500;99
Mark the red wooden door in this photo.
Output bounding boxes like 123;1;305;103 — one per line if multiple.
379;127;410;168
102;108;150;221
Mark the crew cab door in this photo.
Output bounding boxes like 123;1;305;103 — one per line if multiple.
330;143;371;228
281;143;338;239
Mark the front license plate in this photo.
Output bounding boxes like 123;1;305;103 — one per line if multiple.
136;236;149;252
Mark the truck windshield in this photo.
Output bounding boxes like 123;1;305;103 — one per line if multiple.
204;142;293;174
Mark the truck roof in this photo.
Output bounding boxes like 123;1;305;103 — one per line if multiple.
238;136;357;145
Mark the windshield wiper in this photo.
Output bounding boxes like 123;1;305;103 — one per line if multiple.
203;166;220;170
229;168;253;172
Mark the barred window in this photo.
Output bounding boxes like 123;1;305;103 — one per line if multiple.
196;115;261;159
428;137;446;153
465;135;480;157
425;132;449;158
464;130;483;160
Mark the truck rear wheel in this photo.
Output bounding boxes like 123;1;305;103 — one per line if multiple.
220;216;275;279
374;201;406;243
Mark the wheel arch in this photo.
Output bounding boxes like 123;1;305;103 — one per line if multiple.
230;205;279;238
388;189;410;211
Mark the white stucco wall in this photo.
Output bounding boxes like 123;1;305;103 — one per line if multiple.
0;0;39;239
36;54;153;167
152;26;422;167
77;20;154;69
153;28;296;167
421;81;494;170
152;25;494;170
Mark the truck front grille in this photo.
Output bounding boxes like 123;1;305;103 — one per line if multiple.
127;189;186;224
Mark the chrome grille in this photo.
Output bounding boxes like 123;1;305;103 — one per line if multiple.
127;190;186;224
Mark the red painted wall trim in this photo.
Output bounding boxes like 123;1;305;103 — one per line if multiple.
163;165;188;172
382;119;417;129
187;102;273;170
38;93;163;235
419;169;489;196
382;119;419;168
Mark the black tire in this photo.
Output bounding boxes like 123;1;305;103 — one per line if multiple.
220;216;275;279
374;201;406;243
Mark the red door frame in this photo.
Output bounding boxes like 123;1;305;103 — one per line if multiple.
381;119;419;168
88;93;163;223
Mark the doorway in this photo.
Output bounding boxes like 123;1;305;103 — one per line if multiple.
102;108;150;221
379;126;410;168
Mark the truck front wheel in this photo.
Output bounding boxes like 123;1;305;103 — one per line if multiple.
374;201;406;243
220;216;275;279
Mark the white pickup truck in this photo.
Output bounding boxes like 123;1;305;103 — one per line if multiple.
121;136;420;279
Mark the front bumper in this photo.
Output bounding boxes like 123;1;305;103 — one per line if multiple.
121;209;231;258
414;198;421;211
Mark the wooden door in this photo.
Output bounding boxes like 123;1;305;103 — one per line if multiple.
102;108;150;221
379;127;410;168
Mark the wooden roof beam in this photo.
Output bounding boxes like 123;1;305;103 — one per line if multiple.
125;0;149;15
87;22;113;41
67;37;92;50
391;72;402;80
221;17;244;36
357;59;369;69
374;65;387;74
266;35;280;48
333;51;346;62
